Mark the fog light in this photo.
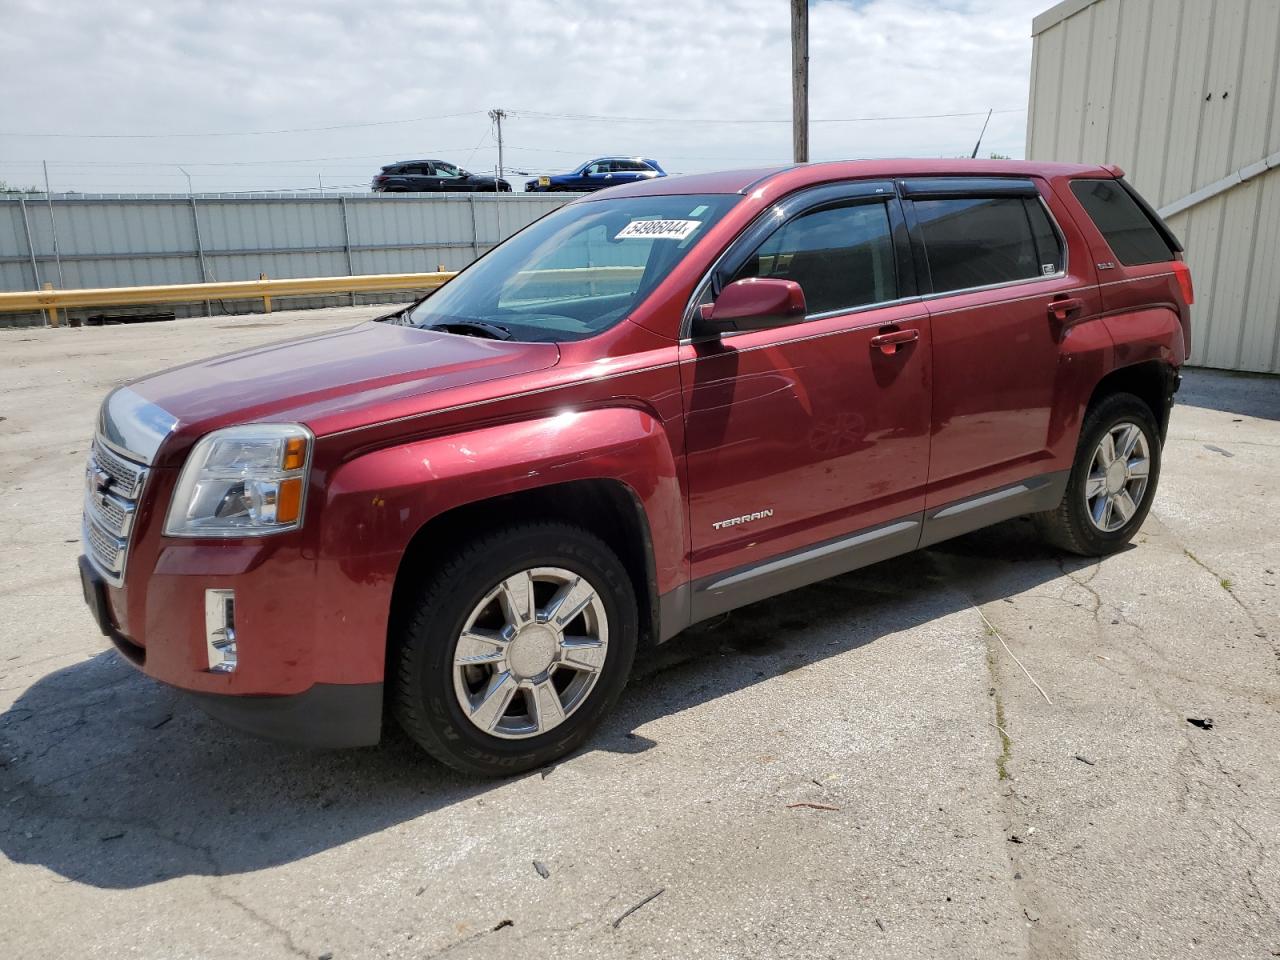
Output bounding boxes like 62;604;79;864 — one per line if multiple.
204;589;237;673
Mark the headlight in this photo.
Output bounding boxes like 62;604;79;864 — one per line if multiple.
164;424;313;538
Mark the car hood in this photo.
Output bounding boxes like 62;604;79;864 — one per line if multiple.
126;321;560;463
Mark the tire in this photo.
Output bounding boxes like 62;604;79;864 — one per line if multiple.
391;522;638;776
1035;391;1162;556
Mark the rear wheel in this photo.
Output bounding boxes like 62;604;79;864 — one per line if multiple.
391;522;638;776
1035;392;1162;556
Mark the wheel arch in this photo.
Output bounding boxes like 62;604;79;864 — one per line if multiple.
387;478;662;679
1086;359;1179;440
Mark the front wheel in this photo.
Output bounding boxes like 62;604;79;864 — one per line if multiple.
391;522;638;776
1035;391;1162;556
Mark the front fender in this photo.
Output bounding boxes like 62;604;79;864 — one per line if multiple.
310;407;685;683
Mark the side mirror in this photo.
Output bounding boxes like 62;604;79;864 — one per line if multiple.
693;278;807;336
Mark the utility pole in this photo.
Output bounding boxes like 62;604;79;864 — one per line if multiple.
791;0;809;163
488;108;507;183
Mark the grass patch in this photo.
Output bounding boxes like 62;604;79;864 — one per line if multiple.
993;697;1013;781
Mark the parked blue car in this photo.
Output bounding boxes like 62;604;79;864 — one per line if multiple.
525;157;666;192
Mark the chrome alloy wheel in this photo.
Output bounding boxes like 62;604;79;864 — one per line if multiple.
1084;422;1151;533
452;566;609;740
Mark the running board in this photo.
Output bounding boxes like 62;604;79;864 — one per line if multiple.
918;470;1068;548
690;515;923;624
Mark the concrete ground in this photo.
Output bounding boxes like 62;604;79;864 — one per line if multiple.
1;307;1277;960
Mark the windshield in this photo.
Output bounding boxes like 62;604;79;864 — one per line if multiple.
406;194;739;342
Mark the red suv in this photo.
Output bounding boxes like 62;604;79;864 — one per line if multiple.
79;160;1193;775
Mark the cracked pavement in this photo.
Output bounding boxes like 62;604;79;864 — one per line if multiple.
1;309;1278;959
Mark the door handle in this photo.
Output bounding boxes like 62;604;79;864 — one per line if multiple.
869;328;920;356
1047;297;1084;322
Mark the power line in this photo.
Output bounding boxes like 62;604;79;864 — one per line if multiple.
4;110;487;139
511;107;1026;125
4;106;1026;140
0;150;480;168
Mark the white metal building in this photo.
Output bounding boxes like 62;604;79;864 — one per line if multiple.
1027;0;1280;373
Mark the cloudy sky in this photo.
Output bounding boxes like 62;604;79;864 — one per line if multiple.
1;0;1049;194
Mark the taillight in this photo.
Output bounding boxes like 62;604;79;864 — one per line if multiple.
1172;260;1195;305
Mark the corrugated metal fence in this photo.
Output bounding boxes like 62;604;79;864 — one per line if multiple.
0;192;573;325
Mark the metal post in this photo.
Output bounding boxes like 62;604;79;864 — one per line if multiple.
188;196;212;316
791;0;809;164
42;161;65;287
339;196;357;305
18;197;41;292
468;194;480;259
487;108;508;244
42;281;59;328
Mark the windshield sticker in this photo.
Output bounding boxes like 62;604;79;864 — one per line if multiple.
614;219;702;241
688;204;709;217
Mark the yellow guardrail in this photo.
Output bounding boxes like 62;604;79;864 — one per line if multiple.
0;265;648;327
0;272;456;327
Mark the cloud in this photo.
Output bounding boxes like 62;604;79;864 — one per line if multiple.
0;0;1046;192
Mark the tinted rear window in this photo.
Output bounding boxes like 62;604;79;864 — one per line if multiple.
1070;179;1176;265
914;197;1062;294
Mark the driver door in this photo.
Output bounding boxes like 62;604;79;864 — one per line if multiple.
430;162;465;191
680;183;932;619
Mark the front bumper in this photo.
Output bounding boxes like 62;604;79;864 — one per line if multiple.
186;682;383;748
79;554;383;748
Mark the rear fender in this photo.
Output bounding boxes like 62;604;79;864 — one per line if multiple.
1102;307;1187;370
1050;308;1183;460
1045;316;1115;464
312;408;685;682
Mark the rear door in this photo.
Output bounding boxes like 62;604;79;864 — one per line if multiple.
680;181;932;616
900;177;1102;522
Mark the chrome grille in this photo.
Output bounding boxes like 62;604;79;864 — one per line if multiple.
94;492;132;536
91;441;146;498
83;439;148;586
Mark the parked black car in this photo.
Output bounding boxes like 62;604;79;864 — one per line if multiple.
525;157;666;192
372;160;511;193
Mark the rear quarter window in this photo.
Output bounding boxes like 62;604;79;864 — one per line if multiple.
1069;179;1177;266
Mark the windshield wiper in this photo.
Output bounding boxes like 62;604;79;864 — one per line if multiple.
376;307;414;325
425;320;512;341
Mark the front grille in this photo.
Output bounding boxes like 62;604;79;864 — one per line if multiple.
83;439;148;586
91;441;146;498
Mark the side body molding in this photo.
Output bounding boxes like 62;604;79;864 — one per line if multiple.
311;407;687;682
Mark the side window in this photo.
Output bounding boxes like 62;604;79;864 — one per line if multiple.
913;196;1047;293
1069;179;1177;266
731;202;898;315
614;160;647;172
433;163;460;179
1025;199;1064;275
